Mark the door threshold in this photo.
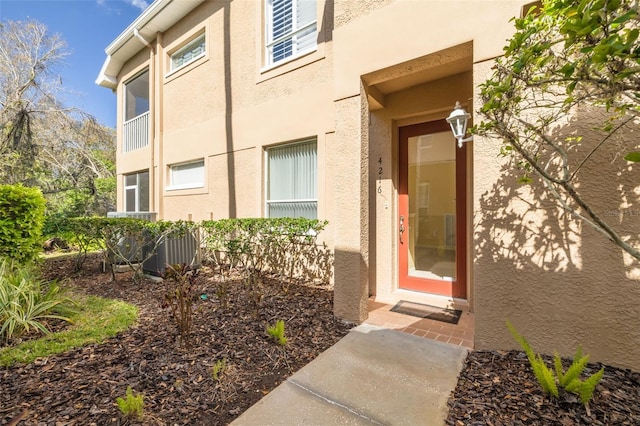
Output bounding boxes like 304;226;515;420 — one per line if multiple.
371;289;470;312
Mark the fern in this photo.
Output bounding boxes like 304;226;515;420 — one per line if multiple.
266;319;287;346
116;386;144;420
564;377;583;393
553;353;565;385
560;352;589;388
578;367;605;404
506;320;537;364
531;355;559;397
212;358;227;381
506;321;604;405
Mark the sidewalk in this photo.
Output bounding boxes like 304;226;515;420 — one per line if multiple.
232;323;468;425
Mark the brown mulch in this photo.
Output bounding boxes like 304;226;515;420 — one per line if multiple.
1;255;351;425
446;350;640;425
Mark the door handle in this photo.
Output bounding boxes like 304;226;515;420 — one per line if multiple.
399;215;405;244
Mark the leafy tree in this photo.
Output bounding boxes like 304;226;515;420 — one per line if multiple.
477;0;640;260
0;19;115;222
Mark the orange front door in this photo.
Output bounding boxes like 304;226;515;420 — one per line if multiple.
398;121;467;298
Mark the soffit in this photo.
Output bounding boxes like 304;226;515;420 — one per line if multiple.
96;0;206;89
362;42;473;109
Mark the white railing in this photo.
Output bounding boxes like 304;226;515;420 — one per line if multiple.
123;112;149;153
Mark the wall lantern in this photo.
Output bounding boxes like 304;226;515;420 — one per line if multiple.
446;101;473;148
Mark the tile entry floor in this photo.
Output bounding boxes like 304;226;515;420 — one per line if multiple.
364;299;474;349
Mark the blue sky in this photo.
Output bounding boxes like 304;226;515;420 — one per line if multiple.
0;0;149;128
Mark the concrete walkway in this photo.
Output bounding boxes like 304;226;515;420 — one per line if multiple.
232;323;468;425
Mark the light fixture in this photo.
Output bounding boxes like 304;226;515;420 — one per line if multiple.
446;101;473;148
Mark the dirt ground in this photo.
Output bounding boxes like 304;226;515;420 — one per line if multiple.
1;255;351;425
446;349;640;425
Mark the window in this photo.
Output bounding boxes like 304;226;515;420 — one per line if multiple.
266;139;317;219
124;70;149;122
265;0;317;66
124;171;149;212
167;159;205;190
170;33;206;72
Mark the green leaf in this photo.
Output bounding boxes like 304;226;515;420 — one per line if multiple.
624;152;640;162
578;367;605;404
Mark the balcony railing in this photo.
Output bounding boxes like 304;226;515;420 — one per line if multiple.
123;111;149;153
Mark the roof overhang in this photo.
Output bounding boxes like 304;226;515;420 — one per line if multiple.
96;0;206;89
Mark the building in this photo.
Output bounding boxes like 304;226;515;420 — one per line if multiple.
97;0;640;370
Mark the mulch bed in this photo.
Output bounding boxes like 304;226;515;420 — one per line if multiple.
1;255;351;425
446;350;640;425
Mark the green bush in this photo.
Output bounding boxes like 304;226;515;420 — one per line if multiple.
0;260;74;344
0;185;46;264
201;218;332;283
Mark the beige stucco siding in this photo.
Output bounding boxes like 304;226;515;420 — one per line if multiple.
108;0;640;370
472;59;640;370
116;0;333;221
333;0;526;100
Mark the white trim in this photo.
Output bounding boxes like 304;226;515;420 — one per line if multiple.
260;47;318;73
96;0;206;89
264;0;318;67
168;33;206;74
165;183;204;191
167;159;205;191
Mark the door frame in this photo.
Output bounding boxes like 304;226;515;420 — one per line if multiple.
398;120;467;299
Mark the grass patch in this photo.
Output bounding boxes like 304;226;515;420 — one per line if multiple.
0;294;137;366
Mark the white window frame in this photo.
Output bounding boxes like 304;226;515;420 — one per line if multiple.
265;138;317;219
265;0;317;68
169;33;206;74
124;171;149;212
124;69;150;122
166;159;205;191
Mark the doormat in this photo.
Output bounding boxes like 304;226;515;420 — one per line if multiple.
390;301;462;325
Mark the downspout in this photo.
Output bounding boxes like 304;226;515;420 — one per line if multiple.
155;32;164;219
133;28;153;49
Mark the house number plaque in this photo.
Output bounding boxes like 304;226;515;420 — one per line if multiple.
377;157;383;194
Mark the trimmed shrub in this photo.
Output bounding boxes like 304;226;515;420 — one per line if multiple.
0;185;46;264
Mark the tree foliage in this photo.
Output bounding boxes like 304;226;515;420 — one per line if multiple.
477;0;640;260
0;19;115;220
0;185;46;264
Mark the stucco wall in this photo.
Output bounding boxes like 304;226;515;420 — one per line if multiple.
109;1;640;371
472;59;640;370
332;92;370;322
116;0;334;223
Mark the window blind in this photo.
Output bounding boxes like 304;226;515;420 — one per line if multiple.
267;139;317;219
267;0;317;65
170;160;204;188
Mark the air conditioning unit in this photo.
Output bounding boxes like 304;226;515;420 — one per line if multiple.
107;211;157;221
142;230;201;277
105;212;157;264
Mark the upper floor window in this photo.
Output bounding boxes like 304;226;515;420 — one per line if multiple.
124;69;149;122
265;0;317;67
167;159;205;191
170;33;206;72
266;138;317;219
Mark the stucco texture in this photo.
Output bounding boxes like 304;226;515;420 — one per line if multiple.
472;60;640;370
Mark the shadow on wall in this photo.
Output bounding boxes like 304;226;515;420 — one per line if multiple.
473;107;640;370
223;0;237;218
334;248;370;323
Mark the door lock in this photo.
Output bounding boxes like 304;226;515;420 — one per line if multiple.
399;215;405;244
